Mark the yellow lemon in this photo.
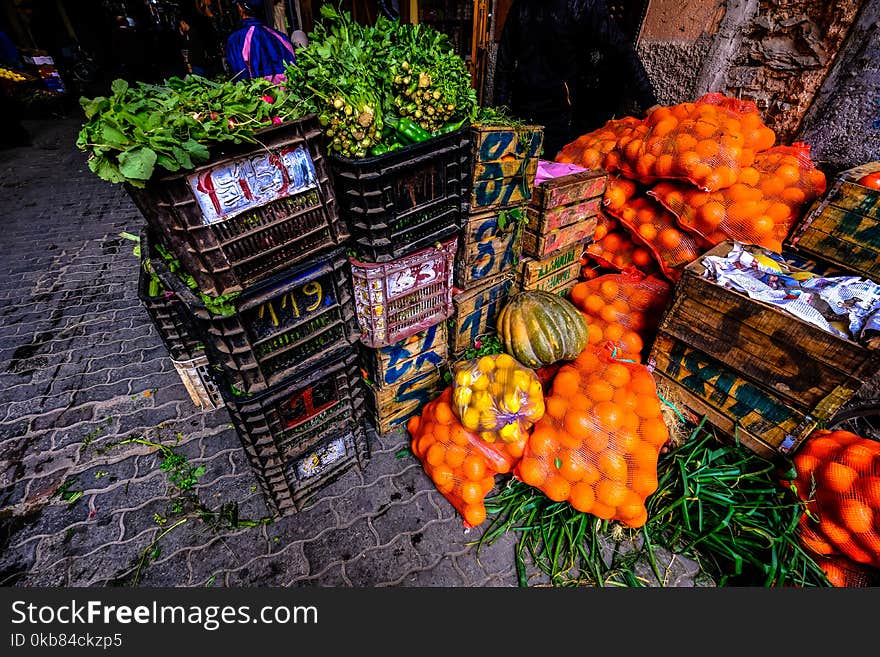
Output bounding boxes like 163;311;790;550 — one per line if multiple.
455;369;473;387
453;386;472;409
477;355;496;373
472;374;489;391
472;390;492;412
479;409;497;430
503;391;522;414
480;431;497;443
495;354;516;370
462;407;480;430
499;422;520;442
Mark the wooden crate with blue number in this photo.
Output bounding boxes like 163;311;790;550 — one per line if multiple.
448;270;517;357
360;322;449;435
454;203;526;290
468;123;544;212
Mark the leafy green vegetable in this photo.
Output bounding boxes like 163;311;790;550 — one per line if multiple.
77;75;309;186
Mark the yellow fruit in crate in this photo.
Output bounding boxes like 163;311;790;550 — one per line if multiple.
453;385;472;408
472;374;489;391
455;369;473;387
499;422;521;442
477;355;496;373
461;407;481;430
503;391;522;414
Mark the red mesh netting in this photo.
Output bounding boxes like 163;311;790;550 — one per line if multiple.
556;116;645;172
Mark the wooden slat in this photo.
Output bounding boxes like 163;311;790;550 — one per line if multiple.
454;206;524;289
469;174;535;211
521;261;581;293
473;158;539;182
650;332;817;458
519;243;585;287
522;216;597;259
365;368;444;435
470;124;544;163
360;321;448;388
787;204;880;280
663;242;878;418
526;197;602;233
449;272;516;355
530;170;608;212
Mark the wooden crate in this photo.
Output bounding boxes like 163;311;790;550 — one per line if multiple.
449;271;516;356
522;216;597;260
364;367;444;435
469;123;543;212
528;170;608;234
649;332;817;458
359;321;448;388
786;161;880;281
659;240;879;436
454;205;525;290
520;261;581;295
519;242;586;288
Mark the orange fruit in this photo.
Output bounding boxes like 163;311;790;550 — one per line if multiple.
629;371;657;395
558;449;588;482
838;499;875;534
619;331;644;356
585;379;615;403
444;443;467;469
480;475;496;494
569;391;593;411
604;362;632;388
431;465;455;493
805;435;844;460
840;443;880;471
462;503;487;527
819;461;859;494
460;480;484;505
434;402;454;425
544;474;572;502
603;322;625;343
449;424;469;446
590;501;616;520
594;401;624;430
563;408;593;440
518;456;548;487
586;322;604;345
557;427;584;450
553;368;582;398
699;201;726;228
857;476;880;507
584;427;610;452
546;396;568;420
634;393;663;419
595;479;628;507
632;471;659;497
570;283;589;308
529;424;558;457
640;417;669;447
461;454;487;481
630;441;659;471
600;279;620;301
583;294;605;315
426;442;446;467
621;507;649;528
569;482;596;513
597;450;629;482
575;349;601;372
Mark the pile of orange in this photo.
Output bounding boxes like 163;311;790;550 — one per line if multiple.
585;228;658;275
409;387;527;528
649;144;826;252
604;193;705;282
514;345;669;527
617;95;777;192
556;116;644;171
569;270;671;359
786;429;880;568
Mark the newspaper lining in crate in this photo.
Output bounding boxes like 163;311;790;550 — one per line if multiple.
350;238;457;348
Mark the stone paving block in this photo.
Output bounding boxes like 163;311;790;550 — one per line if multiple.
401;554;468;587
369;490;442;547
345;533;426;586
300;517;376;574
225;543;310;587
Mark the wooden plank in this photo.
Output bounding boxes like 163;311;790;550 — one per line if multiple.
470;124;544;162
526;197;602;233
521;261;581;293
449;271;516;355
364;368;444;435
530;170;608;212
473;158;539;182
662;241;878;417
519;243;585;287
360;321;448;388
787;204;880;280
469;173;535;211
649;332;817;458
825;161;880;216
454;206;525;289
522;216;597;259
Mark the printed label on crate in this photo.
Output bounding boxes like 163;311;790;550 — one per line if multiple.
452;276;515;351
520;244;584;287
459;211;522;286
295;435;349;480
188;145;318;225
473;127;543;163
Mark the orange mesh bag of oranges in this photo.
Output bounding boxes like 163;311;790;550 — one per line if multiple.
604;189;708;282
569;268;672;359
585;227;659;275
514;343;670;527
591;208;620;243
555;116;645;172
408;387;528;528
649;143;827;253
618;93;777;192
811;554;878;588
451;353;545;444
783;429;880;569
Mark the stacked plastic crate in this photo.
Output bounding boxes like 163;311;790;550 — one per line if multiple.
448;122;543;358
329;127;472;435
129;116;367;516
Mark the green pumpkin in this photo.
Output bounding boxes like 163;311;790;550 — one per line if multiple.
496;290;589;368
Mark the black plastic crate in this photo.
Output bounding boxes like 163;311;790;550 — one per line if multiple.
223;348;369;515
137;236;202;361
329;126;471;262
125;115;349;299
144;229;360;396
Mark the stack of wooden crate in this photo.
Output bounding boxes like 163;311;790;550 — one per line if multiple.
130;116;369;516
328;125;472;436
519;169;608;297
448;122;543;358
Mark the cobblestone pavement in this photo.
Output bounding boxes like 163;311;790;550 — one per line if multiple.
0;118;702;588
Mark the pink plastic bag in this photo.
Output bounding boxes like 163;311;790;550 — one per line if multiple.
534;160;588;187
